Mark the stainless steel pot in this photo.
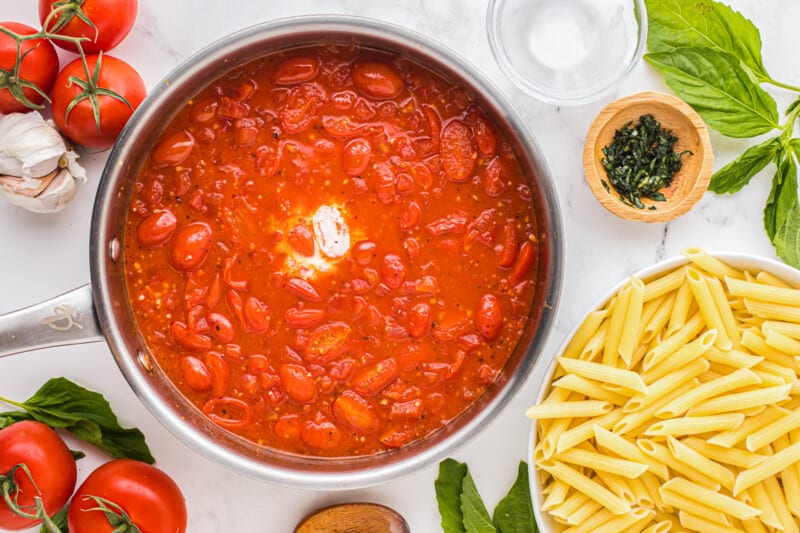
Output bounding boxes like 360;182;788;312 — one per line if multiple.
0;16;564;489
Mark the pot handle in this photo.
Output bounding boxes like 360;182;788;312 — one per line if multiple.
0;284;104;358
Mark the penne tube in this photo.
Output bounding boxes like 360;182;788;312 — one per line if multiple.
640;471;669;511
551;374;629;405
643;264;686;301
734;440;800;496
666;436;735;491
541;479;570;510
762;319;800;339
526;400;613;419
562;309;608;360
539;460;631;515
707;275;741;348
726;276;800;306
755;270;792;288
744;298;800;323
681;437;767;469
742;329;797;367
549;491;590;520
642;312;704;371
667;278;693;335
752;360;797;384
687;267;732;349
743;484;781;529
557;357;647;393
579;320;610;361
745;407;800;452
684;247;744;280
558;447;647;478
640;521;672;533
593;507;654;533
602;285;630;367
687;384;791;416
659;487;732;525
656;367;760;418
762;475;799;533
640;330;715;384
765;328;800;355
593;425;669;479
644;413;745;437
640;292;676;344
708;406;787;448
618;277;644;366
637;439;720;490
663;477;761;519
773;435;800;518
562;507;614;533
627;357;708;411
704;346;764;369
594;470;635;505
564;498;602;526
678;511;748;533
613;380;697;436
555;409;624;455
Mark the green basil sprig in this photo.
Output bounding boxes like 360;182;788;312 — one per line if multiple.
644;0;800;268
0;377;154;464
435;459;537;533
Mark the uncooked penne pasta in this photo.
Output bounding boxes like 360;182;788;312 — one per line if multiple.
618;277;644;366
734;440;800;496
529;251;800;531
540;460;631;515
562;309;607;361
684;247;744;280
557;357;647;393
687;267;733;349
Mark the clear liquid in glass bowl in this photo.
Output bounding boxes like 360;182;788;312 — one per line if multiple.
487;0;647;105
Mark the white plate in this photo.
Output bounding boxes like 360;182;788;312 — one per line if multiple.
526;251;800;532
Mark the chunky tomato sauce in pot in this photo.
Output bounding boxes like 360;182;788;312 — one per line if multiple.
123;44;543;457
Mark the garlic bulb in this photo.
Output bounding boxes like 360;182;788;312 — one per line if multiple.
0;111;86;213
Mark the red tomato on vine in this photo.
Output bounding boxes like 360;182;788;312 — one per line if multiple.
68;459;187;533
39;0;138;54
0;22;59;113
50;53;146;149
0;421;77;531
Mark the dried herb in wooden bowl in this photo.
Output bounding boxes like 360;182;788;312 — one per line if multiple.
600;114;692;209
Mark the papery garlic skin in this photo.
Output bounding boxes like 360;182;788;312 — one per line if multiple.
0;111;86;213
0;169;77;213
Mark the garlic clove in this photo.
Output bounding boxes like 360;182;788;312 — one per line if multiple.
0;169;58;198
0;169;77;213
0;112;70;180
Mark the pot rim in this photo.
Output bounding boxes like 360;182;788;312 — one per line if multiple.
91;14;565;489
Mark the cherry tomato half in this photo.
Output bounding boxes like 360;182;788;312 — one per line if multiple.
50;53;146;149
0;22;59;113
39;0;138;53
68;459;187;533
0;421;77;531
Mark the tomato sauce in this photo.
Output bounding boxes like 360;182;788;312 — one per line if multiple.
123;44;541;456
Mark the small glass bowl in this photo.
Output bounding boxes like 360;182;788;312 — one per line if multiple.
486;0;647;105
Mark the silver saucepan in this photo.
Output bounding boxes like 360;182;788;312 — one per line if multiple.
0;16;564;489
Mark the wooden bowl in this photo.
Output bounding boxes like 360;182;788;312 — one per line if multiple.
583;91;713;222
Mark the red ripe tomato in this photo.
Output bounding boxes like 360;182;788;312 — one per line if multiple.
50;54;146;149
39;0;138;53
0;421;77;531
0;22;59;113
68;459;187;533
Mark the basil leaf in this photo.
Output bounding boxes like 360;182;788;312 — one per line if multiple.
709;136;781;193
436;459;468;533
70;449;86;460
0;411;31;429
493;462;536;533
775;203;800;269
764;150;798;242
645;0;768;80
461;470;496;533
0;378;154;464
644;48;779;138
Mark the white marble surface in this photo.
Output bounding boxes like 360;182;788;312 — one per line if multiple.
1;1;798;531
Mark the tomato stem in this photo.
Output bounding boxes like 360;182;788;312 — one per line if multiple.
46;0;97;40
0;464;60;532
81;495;142;533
